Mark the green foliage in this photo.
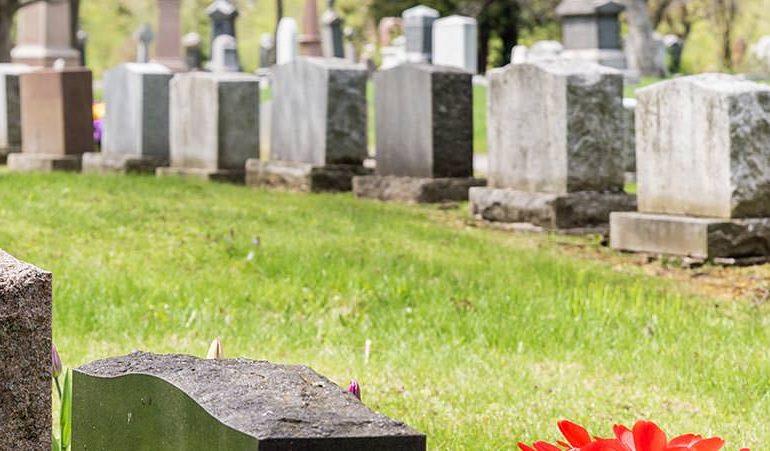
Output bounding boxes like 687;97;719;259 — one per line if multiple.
52;368;72;451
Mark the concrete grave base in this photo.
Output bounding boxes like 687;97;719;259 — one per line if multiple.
610;212;770;260
7;153;82;172
245;159;373;193
82;152;169;174
470;187;636;231
156;166;245;184
0;147;19;164
353;175;486;203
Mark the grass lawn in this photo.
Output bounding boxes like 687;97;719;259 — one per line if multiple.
1;173;767;449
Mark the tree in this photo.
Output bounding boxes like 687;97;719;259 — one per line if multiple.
622;0;665;76
707;0;738;70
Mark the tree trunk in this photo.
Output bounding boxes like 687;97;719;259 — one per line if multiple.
477;18;490;74
623;0;662;76
69;0;79;48
0;6;14;63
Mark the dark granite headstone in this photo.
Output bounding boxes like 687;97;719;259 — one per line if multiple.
402;5;439;64
0;250;52;450
556;0;624;51
73;352;426;451
207;0;239;51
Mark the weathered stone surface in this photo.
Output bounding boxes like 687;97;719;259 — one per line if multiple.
166;72;259;175
0;250;52;451
432;15;477;74
487;60;624;193
7;153;82;172
610;212;770;259
621;97;636;173
636;74;770;219
271;58;367;166
246;159;372;192
73;352;426;451
354;175;485;203
82;153;168;174
102;63;172;163
11;1;80;67
402;5;439;64
470;187;635;230
374;63;473;178
155;166;246;184
0;64;31;160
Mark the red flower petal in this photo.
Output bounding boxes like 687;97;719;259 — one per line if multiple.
559;421;593;447
613;425;635;450
691;438;725;451
669;435;702;447
534;442;564;451
581;439;630;451
633;421;667;451
518;443;537;451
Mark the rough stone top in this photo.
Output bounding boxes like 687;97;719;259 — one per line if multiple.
402;5;440;19
556;0;625;16
77;352;424;441
117;62;172;75
0;250;51;300
0;63;32;75
26;67;91;76
297;57;366;71
637;73;770;98
434;15;477;26
207;0;239;18
515;59;621;78
173;71;260;83
382;62;471;76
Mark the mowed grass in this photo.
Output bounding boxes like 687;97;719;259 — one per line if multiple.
0;173;768;449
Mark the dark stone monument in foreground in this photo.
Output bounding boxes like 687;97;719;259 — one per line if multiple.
0;250;52;450
247;57;371;192
73;352;426;450
353;63;484;203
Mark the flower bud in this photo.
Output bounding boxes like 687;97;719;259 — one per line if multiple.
206;337;224;360
51;343;62;379
347;379;361;400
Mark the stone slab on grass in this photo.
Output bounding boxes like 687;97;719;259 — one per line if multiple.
73;352;426;451
156;166;246;184
246;159;372;192
354;175;485;203
7;153;81;172
82;152;169;174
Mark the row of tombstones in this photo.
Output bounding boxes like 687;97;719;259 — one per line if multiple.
0;250;426;449
1;58;769;261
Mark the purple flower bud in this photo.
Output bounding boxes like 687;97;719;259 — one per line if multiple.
51;343;62;379
347;379;361;400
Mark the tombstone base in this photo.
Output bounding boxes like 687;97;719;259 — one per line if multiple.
0;147;20;164
610;212;770;260
156;166;245;184
83;153;169;174
353;175;486;203
469;187;636;231
246;159;373;193
7;153;82;172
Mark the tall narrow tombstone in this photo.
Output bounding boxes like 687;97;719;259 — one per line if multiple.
11;0;80;67
469;60;635;230
0;64;31;163
209;35;241;72
299;0;323;57
259;33;275;70
8;67;93;172
183;33;203;71
0;250;52;450
247;57;371;192
556;0;626;69
353;64;484;203
83;63;172;174
73;352;426;450
276;18;299;65
611;75;770;260
207;0;239;48
402;5;439;64
134;23;155;64
322;0;345;58
154;0;186;71
158;72;259;183
432;15;478;74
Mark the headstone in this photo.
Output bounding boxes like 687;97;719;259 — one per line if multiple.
344;27;357;62
207;0;239;49
378;17;402;46
276;18;299;65
0;64;31;162
299;0;323;57
402;5;439;64
469;60;635;230
0;250;52;450
209;35;241;72
381;36;406;70
182;32;203;71
7;67;93;172
512;40;564;64
322;0;345;58
135;23;155;64
556;0;626;69
83;63;172;174
73;352;426;450
11;0;80;67
353;64;483;203
258;33;275;69
611;74;770;259
154;0;186;71
158;72;259;183
247;57;370;192
432;15;477;74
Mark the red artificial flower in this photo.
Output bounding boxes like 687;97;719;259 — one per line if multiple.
559;421;593;448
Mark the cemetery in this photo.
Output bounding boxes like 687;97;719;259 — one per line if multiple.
0;0;768;450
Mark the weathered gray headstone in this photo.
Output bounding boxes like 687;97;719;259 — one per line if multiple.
0;250;52;450
259;33;275;69
276;18;299;65
432;15;477;74
611;74;770;259
83;63;172;173
556;0;626;69
207;0;238;50
158;72;259;183
322;0;345;58
402;5;439;64
0;64;31;162
470;60;635;230
353;63;484;203
209;35;241;72
73;352;426;451
182;32;203;70
247;57;369;192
